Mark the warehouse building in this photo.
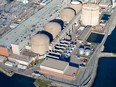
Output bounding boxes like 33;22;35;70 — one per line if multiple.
8;53;37;66
40;58;78;80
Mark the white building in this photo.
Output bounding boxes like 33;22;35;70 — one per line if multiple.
8;53;37;66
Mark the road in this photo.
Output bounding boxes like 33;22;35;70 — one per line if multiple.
99;52;116;57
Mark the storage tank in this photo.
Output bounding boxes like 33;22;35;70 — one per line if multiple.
79;48;84;55
44;22;61;39
71;0;80;5
69;4;82;13
81;4;100;26
31;34;50;56
59;8;75;23
85;48;90;56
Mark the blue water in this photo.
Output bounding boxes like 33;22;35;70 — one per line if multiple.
92;27;116;87
101;14;110;21
87;33;104;43
92;58;116;87
104;26;116;53
0;73;35;87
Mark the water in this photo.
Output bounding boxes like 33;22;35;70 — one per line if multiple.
87;33;104;43
104;26;116;53
101;14;110;21
92;58;116;87
92;27;116;87
0;73;35;87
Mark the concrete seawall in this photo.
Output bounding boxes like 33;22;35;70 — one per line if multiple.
0;67;13;77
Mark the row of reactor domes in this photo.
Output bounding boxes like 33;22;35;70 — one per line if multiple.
31;3;100;56
30;4;80;56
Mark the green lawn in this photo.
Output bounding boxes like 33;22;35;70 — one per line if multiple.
35;79;51;87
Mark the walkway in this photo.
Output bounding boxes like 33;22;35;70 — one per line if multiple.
99;52;116;58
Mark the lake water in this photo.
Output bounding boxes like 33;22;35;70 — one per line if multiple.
92;27;116;87
0;73;35;87
92;58;116;87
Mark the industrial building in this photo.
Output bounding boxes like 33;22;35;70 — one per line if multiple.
44;22;62;39
0;47;9;58
78;26;92;42
40;58;78;80
0;56;7;63
69;3;82;13
31;33;50;59
81;3;100;26
8;53;37;66
59;7;76;23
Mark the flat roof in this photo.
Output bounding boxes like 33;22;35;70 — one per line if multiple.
9;54;34;62
40;58;69;71
0;47;8;57
78;26;91;41
64;66;78;76
21;49;37;57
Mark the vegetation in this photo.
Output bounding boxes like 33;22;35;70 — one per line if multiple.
35;79;51;87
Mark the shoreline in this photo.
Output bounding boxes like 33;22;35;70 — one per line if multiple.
0;67;13;77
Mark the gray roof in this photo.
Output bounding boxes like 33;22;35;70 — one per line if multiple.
78;26;91;41
64;66;78;76
40;58;69;71
9;54;34;62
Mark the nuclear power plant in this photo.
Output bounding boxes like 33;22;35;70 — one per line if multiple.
0;0;116;87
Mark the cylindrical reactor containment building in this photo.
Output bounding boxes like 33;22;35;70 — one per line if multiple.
44;22;61;39
59;8;75;23
81;4;100;26
31;34;50;56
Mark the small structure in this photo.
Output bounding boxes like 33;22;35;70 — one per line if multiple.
79;48;84;55
17;0;29;4
0;56;7;63
11;44;20;55
17;64;27;69
5;61;14;67
0;47;9;58
78;26;91;42
71;0;80;5
85;48;90;56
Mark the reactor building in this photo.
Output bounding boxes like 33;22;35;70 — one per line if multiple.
81;3;100;26
31;33;50;59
